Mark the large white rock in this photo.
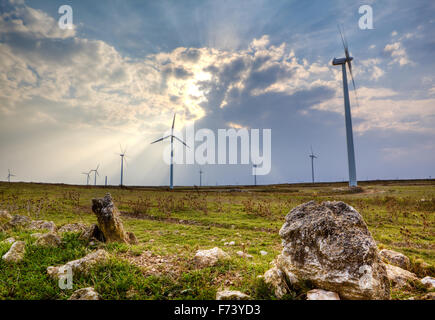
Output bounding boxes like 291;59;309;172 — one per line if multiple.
276;201;390;300
47;249;109;278
307;289;340;300
68;287;101;300
421;276;435;289
384;263;418;288
379;249;410;270
216;290;250;300
194;247;229;268
2;241;26;263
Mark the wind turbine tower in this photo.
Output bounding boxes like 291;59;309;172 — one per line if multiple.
7;169;15;183
332;26;358;187
119;146;128;187
309;146;318;184
199;169;203;187
151;113;189;189
253;164;257;186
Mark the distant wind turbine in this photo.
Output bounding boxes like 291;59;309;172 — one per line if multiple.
81;171;91;185
90;164;100;186
333;26;358;187
199;168;203;187
7;169;15;183
309;146;318;184
118;145;128;187
253;164;257;186
151;113;189;189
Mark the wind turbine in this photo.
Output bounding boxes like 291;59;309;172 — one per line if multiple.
151;113;188;189
81;171;91;185
332;26;358;187
90;164;100;186
253;164;257;186
7;169;15;183
118;146;128;187
309;146;318;184
199;168;203;187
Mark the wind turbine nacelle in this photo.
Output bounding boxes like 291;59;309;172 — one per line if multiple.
332;57;353;65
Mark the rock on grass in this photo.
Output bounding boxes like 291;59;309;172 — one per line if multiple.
35;233;62;247
2;241;26;263
194;247;229;268
379;249;410;270
216;290;250;300
275;201;390;300
384;263;418;289
47;249;109;278
68;287;102;300
306;289;340;300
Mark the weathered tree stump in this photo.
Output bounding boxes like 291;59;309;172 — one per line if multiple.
91;193;134;244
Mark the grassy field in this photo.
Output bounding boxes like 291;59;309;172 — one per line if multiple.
0;180;434;300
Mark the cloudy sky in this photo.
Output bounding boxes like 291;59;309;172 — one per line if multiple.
0;0;434;186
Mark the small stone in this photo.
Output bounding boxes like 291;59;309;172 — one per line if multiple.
30;233;43;238
379;249;410;270
0;210;12;223
29;220;57;233
68;287;101;300
307;289;340;300
2;237;16;244
421;292;435;300
194;247;230;268
263;266;291;298
79;224;105;242
384;263;418;288
5;215;31;229
216;290;250;300
260;250;268;256
2;241;26;263
421;276;435;289
58;223;88;233
126;231;138;244
35;233;62;247
236;251;253;259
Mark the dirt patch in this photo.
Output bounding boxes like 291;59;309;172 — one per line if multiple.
120;251;185;278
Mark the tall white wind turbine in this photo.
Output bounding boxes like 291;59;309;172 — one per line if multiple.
309;146;318;184
332;26;358;187
118;146;128;187
90;164;100;186
81;171;91;185
150;113;189;189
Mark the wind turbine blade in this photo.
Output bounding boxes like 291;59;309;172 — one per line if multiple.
172;113;176;129
347;60;360;108
338;25;347;52
150;135;170;144
173;136;189;148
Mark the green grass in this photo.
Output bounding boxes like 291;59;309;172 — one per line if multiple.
0;180;434;300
